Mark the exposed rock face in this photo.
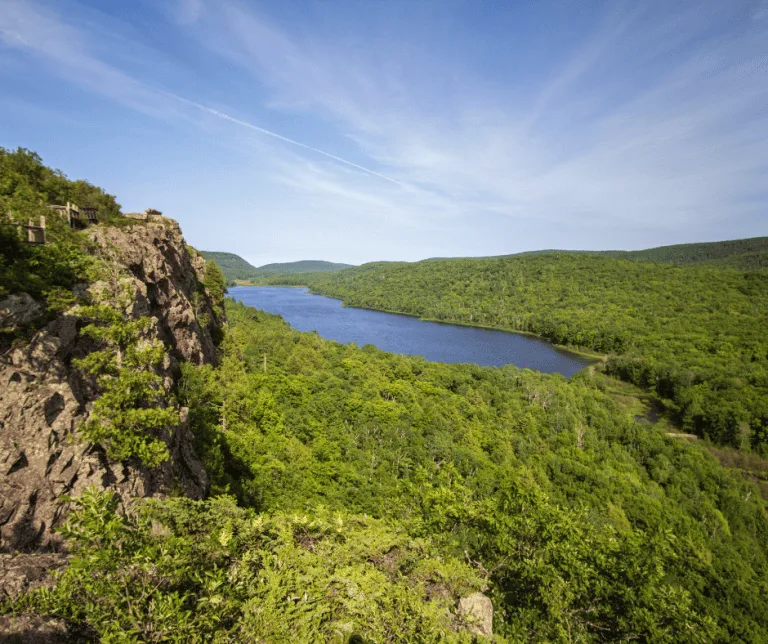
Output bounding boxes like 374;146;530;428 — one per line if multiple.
457;593;494;638
0;293;43;333
0;614;93;643
88;218;222;367
0;553;69;600
0;218;221;555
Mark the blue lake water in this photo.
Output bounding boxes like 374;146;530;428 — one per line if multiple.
229;286;592;378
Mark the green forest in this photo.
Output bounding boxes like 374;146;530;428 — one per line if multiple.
0;147;122;225
184;301;768;641
1;147;121;330
11;299;768;641
3;149;768;641
262;253;768;457
510;237;768;268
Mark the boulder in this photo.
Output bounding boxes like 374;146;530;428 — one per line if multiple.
457;592;493;638
0;293;42;332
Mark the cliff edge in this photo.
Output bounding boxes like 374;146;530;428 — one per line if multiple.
0;217;224;557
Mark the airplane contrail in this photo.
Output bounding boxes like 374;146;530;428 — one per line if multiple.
161;90;405;186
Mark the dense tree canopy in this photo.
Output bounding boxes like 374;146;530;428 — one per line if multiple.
265;254;768;454
173;300;768;641
10;298;768;640
512;236;768;267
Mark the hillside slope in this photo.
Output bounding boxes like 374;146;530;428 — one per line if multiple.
256;259;354;273
199;251;260;282
290;254;768;452
176;299;768;641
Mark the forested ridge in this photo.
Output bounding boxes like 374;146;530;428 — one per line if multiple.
199;251;261;283
267;255;768;455
509;236;768;267
256;259;355;273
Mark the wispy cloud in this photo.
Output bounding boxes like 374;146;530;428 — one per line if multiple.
1;0;767;263
174;0;204;25
0;1;404;187
176;0;768;232
162;92;405;186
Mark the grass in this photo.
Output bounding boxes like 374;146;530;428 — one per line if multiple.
589;370;676;431
707;446;768;501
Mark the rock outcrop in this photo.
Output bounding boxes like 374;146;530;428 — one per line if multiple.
87;218;222;367
0;217;223;555
457;592;494;638
0;293;43;333
0;614;91;643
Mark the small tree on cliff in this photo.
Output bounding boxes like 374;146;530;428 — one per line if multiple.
74;268;178;467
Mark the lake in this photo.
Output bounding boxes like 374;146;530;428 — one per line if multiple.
229;286;593;378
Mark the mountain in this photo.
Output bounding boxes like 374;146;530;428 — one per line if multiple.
602;236;768;265
200;251;354;283
423;236;768;269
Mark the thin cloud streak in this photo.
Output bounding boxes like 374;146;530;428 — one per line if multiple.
0;1;405;189
159;90;406;186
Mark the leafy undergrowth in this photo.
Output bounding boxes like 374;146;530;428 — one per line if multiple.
9;490;484;643
8;300;768;642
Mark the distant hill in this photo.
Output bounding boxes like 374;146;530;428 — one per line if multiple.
706;249;768;270
200;252;353;283
512;236;768;268
256;260;354;274
200;252;261;282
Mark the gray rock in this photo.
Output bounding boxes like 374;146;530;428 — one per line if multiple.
88;218;223;367
0;553;69;600
0;219;219;553
0;293;42;332
457;592;494;638
0;614;92;643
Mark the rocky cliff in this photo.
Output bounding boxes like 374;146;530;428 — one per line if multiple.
0;217;223;557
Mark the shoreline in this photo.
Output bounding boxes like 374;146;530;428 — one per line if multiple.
231;283;605;364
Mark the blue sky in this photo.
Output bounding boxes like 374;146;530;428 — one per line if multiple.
1;0;767;266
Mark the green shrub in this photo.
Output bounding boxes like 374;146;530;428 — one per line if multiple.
11;490;484;643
